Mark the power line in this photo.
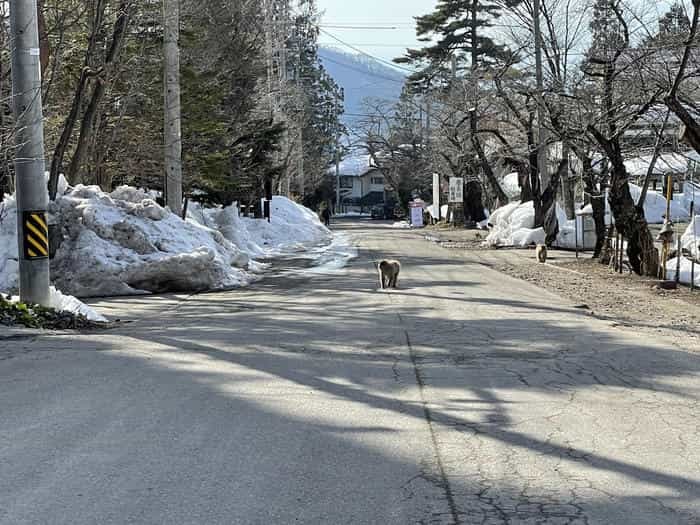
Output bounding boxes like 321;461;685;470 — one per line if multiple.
318;27;418;75
320;25;400;30
318;52;406;84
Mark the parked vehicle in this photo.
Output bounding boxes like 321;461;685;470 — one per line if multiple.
371;204;397;220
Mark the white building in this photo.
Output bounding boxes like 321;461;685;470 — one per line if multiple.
332;154;387;212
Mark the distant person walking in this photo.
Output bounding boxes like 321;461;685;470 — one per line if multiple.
321;207;331;228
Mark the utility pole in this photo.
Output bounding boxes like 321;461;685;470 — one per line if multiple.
10;0;50;305
163;0;183;217
335;93;341;213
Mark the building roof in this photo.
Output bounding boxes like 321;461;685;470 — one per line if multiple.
329;154;378;177
624;153;690;177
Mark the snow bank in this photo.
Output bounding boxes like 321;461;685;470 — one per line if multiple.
502;172;521;200
1;184;332;299
485;180;695;249
47;287;107;322
665;257;700;288
485;201;544;247
0;196;18;293
240;196;331;256
426;204;449;220
47;185;252;297
681;216;700;258
629;183;687;223
485;201;594;249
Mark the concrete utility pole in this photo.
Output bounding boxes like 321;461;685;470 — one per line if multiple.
163;0;183;217
10;0;50;306
335;93;341;213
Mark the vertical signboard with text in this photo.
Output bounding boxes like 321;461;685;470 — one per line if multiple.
449;178;464;203
432;173;441;221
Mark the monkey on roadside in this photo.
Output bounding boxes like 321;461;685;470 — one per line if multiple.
536;244;547;263
378;259;401;289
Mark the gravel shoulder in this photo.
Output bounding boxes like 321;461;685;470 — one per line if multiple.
423;225;700;348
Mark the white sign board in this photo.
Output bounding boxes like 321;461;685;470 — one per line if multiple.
432;173;441;220
410;205;424;227
449;178;463;203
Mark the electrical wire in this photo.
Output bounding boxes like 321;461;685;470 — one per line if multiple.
318;27;418;75
318;52;406;84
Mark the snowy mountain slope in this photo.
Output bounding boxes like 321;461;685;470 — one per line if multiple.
319;47;405;125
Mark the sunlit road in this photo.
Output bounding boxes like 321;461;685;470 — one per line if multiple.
1;219;699;524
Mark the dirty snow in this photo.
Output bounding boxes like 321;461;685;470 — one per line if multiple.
486;182;697;248
665;218;700;287
665;256;700;288
1;182;336;304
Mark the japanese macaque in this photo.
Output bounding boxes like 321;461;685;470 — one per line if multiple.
378;259;401;289
536;244;548;263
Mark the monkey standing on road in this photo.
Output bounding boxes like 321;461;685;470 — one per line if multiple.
378;259;401;289
536;244;548;263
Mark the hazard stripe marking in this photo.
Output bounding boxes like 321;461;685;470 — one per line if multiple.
27;234;48;256
29;213;48;233
22;211;49;260
25;221;48;246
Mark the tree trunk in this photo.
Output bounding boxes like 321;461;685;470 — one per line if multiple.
666;96;700;154
516;160;532;203
471;135;508;206
48;0;106;198
464;178;486;223
560;147;576;221
527;120;543;227
541;155;566;246
591;131;658;276
67;2;132;185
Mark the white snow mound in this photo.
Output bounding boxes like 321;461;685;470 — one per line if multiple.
1;184;332;298
241;196;331;256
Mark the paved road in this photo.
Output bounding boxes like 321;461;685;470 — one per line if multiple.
1;219;699;524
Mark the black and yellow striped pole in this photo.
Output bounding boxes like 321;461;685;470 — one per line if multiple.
10;0;50;305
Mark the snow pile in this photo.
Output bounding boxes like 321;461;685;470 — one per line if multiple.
665;257;700;288
486;180;695;248
46;287;107;322
628;183;687;223
485;201;595;249
624;154;688;177
240;197;331;256
486;201;545;247
1;180;337;299
502;172;521;200
426;204;449;220
664;218;700;287
46;184;253;297
0;196;18;293
681;216;700;258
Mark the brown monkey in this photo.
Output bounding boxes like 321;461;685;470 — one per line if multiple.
536;244;547;263
378;259;401;289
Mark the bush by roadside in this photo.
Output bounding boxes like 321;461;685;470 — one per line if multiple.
0;295;106;330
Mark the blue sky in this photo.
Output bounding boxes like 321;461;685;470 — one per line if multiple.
316;0;438;69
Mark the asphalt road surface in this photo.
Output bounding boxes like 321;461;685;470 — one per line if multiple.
1;219;699;524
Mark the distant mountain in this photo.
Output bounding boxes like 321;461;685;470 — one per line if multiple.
318;47;405;128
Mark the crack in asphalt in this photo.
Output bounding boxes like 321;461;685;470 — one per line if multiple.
396;311;462;525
